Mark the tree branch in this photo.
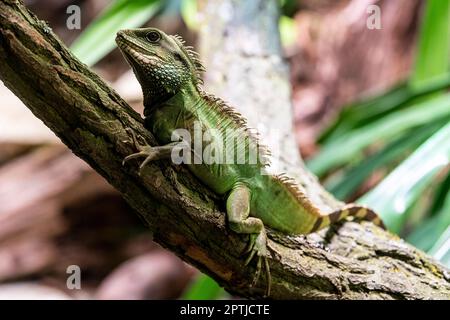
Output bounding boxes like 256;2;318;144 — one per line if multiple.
0;0;448;299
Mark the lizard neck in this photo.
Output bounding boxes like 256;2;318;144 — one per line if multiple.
178;82;205;111
143;81;203;117
142;85;174;111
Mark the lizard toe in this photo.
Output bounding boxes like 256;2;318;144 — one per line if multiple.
244;247;257;266
122;151;147;166
241;234;256;257
251;256;262;287
264;257;271;297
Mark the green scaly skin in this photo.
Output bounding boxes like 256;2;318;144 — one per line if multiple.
116;28;385;296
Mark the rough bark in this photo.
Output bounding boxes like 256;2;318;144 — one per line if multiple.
0;0;449;299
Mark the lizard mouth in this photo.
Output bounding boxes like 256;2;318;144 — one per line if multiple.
116;33;163;65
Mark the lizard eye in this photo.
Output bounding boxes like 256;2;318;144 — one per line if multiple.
146;31;161;43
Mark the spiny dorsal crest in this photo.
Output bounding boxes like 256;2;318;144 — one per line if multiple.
171;34;206;86
172;34;271;167
201;93;272;167
274;174;320;214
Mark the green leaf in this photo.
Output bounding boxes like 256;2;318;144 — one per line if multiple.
181;274;226;300
411;0;450;87
429;225;450;268
319;74;450;144
308;93;450;176
358;122;450;233
430;170;450;215
326;123;441;200
319;82;411;144
70;0;162;66
407;193;450;252
408;178;450;252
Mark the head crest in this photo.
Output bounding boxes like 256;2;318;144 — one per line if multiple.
171;34;206;87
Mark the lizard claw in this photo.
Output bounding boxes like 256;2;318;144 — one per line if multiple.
264;257;271;297
241;234;256;257
122;146;157;175
242;231;271;297
247;255;271;297
122;151;146;166
122;129;145;165
244;246;257;266
125;128;141;149
122;129;158;174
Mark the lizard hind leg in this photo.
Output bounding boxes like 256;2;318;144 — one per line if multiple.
226;183;271;296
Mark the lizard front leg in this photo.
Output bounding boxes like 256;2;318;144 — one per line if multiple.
122;130;185;174
226;183;271;296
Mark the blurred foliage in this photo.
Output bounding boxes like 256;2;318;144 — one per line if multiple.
70;0;450;299
411;0;449;87
359;122;450;233
279;0;300;18
279;16;297;47
181;273;226;300
308;0;450;267
71;0;163;66
180;0;198;31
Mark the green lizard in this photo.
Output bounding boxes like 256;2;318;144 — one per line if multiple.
116;28;385;295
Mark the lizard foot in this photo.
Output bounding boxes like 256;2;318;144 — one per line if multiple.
122;129;179;175
243;231;271;297
122;146;159;175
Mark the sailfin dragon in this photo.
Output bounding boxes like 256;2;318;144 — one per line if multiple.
116;28;385;296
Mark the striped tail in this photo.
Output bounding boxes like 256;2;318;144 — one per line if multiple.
310;204;385;233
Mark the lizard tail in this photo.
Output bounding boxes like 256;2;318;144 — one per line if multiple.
269;174;385;234
312;204;385;232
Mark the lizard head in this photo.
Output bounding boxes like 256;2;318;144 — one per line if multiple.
116;28;205;107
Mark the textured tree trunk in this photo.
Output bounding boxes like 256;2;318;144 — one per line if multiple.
0;0;448;299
